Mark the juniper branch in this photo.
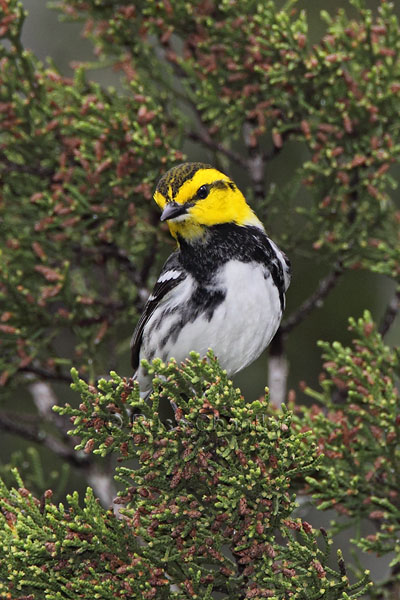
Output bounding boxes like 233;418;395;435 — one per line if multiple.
281;262;344;335
243;120;266;203
19;365;75;385
0;153;54;177
0;401;117;507
379;287;400;337
0;411;88;468
187;130;247;168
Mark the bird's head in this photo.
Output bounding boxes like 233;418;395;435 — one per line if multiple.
153;162;262;241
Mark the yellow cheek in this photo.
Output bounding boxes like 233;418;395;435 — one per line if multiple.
190;195;244;226
188;196;224;226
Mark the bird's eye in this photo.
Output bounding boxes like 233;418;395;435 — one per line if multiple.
197;185;209;199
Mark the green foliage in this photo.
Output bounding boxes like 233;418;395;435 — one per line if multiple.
53;0;400;273
1;0;400;598
0;447;69;502
292;311;400;571
0;473;162;600
1;1;183;386
1;354;372;599
2;0;400;391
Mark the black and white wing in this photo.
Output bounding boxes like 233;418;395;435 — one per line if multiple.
263;237;291;311
131;252;185;370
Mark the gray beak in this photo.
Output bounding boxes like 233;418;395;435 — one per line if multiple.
160;202;189;222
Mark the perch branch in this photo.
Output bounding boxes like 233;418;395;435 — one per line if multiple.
379;287;400;337
281;262;344;335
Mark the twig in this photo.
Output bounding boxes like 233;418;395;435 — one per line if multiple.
158;35;247;170
263;144;283;162
26;376;72;439
27;378;118;509
372;564;400;600
268;353;288;408
77;242;138;275
243;120;289;403
85;464;118;511
139;211;161;284
0;152;54;177
1;392;118;508
0;411;89;468
281;262;344;336
379;288;400;337
74;241;152;293
243;120;266;202
19;365;75;385
268;329;288;408
187;130;247;168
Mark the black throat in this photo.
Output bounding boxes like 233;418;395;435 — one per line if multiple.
177;223;280;280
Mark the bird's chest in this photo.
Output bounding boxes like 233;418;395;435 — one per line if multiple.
196;260;282;373
142;259;282;377
213;259;280;333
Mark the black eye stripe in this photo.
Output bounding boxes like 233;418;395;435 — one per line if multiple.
195;180;234;201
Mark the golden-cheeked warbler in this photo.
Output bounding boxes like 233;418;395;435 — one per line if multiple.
131;162;291;395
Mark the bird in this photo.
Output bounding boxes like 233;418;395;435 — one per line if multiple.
131;162;291;396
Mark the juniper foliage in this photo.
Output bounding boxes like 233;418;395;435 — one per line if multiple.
1;0;400;598
294;312;400;576
1;0;400;387
1;354;372;599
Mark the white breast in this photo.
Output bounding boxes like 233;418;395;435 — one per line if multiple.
140;260;282;383
201;260;282;374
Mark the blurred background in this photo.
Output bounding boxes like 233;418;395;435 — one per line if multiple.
1;0;399;584
19;0;400;392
